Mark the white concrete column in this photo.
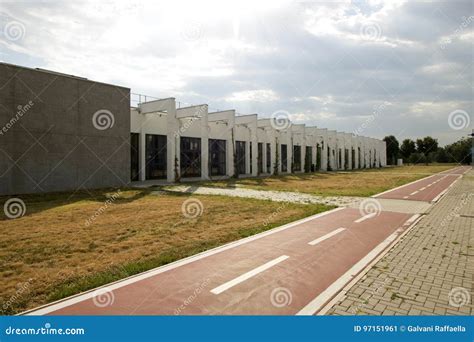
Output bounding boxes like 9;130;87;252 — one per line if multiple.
227;128;235;177
354;137;359;169
245;134;251;175
346;133;353;171
288;134;293;173
382;140;387;167
340;135;346;170
251;124;258;177
201;107;209;180
166;100;179;182
320;129;328;171
274;135;280;174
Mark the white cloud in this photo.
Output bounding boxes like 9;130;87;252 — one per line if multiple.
0;0;471;145
225;89;278;102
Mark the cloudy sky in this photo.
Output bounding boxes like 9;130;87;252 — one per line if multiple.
0;0;472;145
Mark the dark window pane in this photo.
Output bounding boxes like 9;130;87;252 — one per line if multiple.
257;143;263;174
293;145;301;171
145;134;167;179
180;137;201;177
130;133;140;181
209;139;226;176
236;141;246;175
281;144;287;172
266;143;271;173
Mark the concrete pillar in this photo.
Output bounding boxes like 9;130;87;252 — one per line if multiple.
288;132;293;173
301;131;306;173
382;140;387;167
201;108;209;179
354;136;359;169
274;134;280;174
319;129;328;171
251;123;258;177
166;100;179;182
245;133;251;175
346;133;353;171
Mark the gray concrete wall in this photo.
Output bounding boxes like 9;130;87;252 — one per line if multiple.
0;63;130;195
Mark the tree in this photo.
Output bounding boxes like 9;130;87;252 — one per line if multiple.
408;152;426;164
444;137;472;165
434;147;449;163
416;136;438;155
383;135;400;165
400;139;416;161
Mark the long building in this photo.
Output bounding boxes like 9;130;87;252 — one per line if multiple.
0;63;387;195
131;97;387;183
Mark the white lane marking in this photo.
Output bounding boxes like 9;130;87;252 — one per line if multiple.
23;207;345;315
403;196;409;199
354;212;378;223
371;174;438;198
371;166;462;199
410;190;419;195
308;228;346;245
210;255;289;295
420;187;426;191
297;214;421;316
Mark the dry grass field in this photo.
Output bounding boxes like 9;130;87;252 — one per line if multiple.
199;165;458;197
0;189;332;314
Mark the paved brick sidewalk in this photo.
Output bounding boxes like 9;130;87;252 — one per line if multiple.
327;170;473;316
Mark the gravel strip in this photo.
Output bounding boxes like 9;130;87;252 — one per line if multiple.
161;185;364;207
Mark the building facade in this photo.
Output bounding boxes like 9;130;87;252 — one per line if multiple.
130;98;387;183
0;63;131;195
0;63;387;195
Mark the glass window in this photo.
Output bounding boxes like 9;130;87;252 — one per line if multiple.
145;134;167;179
209;139;226;176
180;137;201;177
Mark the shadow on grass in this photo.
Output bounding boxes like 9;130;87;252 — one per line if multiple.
0;188;152;220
